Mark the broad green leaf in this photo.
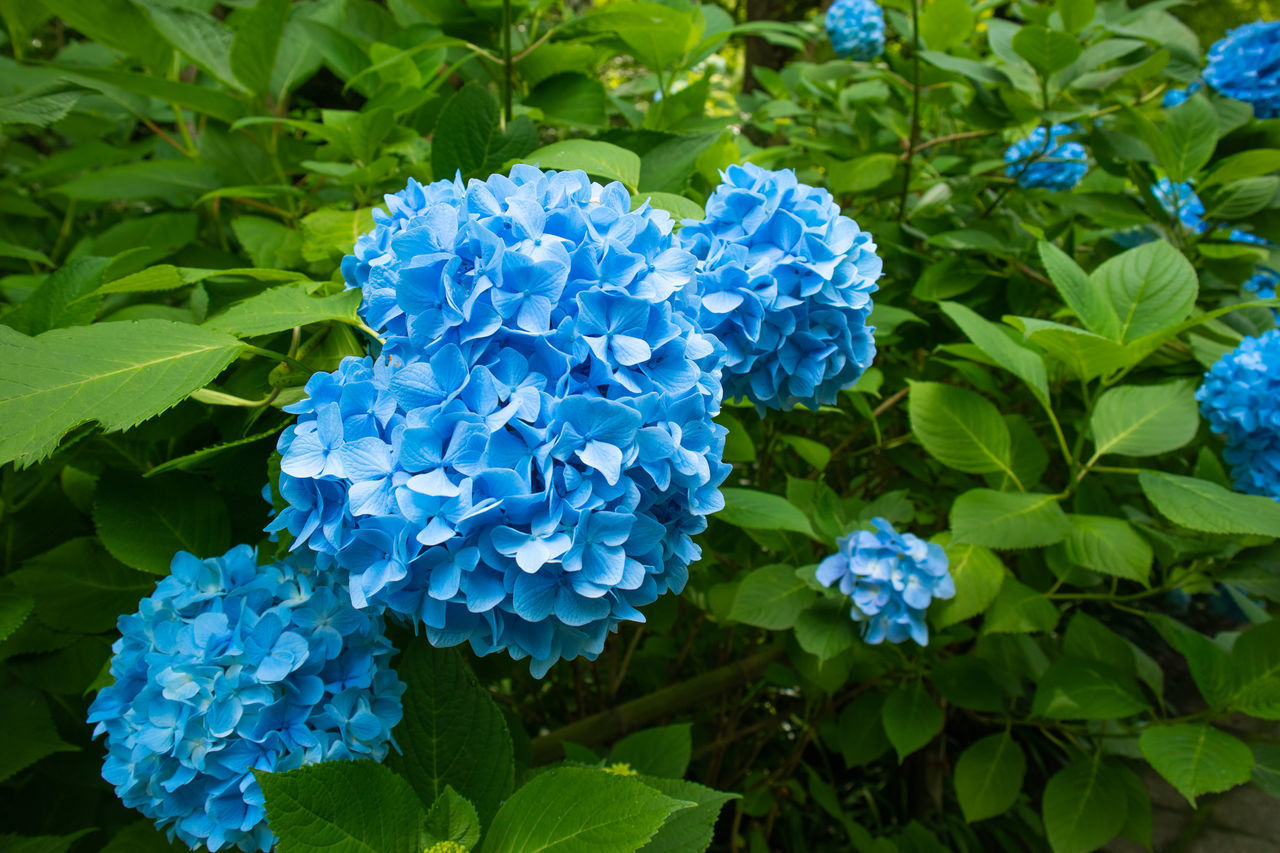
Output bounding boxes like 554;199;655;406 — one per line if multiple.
1093;241;1198;343
1059;516;1152;585
522;140;642;192
982;578;1060;634
388;644;514;825
1089;381;1198;458
41;0;170;70
835;693;891;767
1200;148;1280;188
230;0;291;95
950;489;1072;549
827;153;899;193
938;302;1049;406
1036;241;1119;338
920;50;1012;85
1160;95;1219;181
202;283;361;337
1206;176;1280;219
637;777;737;853
100;265;304;295
1042;756;1128;853
954;732;1025;822
1057;0;1095;32
728;564;816;630
930;655;1012;712
793;599;858;662
920;0;974;51
1139;724;1253;805
1146;614;1231;708
94;472;231;575
10;538;154;632
1116;763;1153;849
300;208;376;265
55;160;220;203
140;2;243;92
433;82;502;181
718;488;816;537
1251;744;1280;798
1228;619;1280;719
0;594;33;644
931;539;1005;628
526;72;607;127
611;724;692;779
907;381;1014;478
1011;318;1131;380
423;787;480;850
257;760;425;853
1031;659;1149;719
0;686;77;783
1012;25;1081;76
0;320;246;468
570;1;703;73
638;133;719;194
0;257;109;336
58;66;244;124
0;82;83;128
882;681;942;763
145;424;285;477
1139;470;1280;537
634;192;704;221
481;766;692;853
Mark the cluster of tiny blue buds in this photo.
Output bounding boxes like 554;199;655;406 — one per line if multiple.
1163;80;1203;108
1204;20;1280;119
815;518;954;645
677;163;880;412
825;0;886;61
1003;124;1089;191
87;545;404;851
1197;330;1280;501
1152;178;1209;234
277;166;730;677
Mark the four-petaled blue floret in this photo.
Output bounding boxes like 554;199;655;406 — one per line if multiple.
1197;330;1280;501
678;163;880;412
1204;20;1280;119
825;0;885;61
1163;80;1203;108
1003;124;1089;191
815;518;954;645
1152;178;1209;233
87;545;404;852
277;167;730;678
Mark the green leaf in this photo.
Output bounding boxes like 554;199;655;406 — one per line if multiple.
10;538;154;633
1251;744;1280;798
1146;614;1231;709
611;724;692;779
140;2;243;92
1011;318;1132;381
1138;470;1280;537
1090;381;1199;459
94;472;231;575
938;302;1049;406
432;83;502;181
882;681;942;763
793;599;858;662
0;593;33;644
1058;515;1153;585
100;822;185;853
1037;241;1120;338
982;577;1060;634
637;777;737;853
907;382;1014;478
301;208;376;265
932;539;1005;628
0;832;95;853
1160;96;1219;182
1057;0;1095;32
59;66;245;124
258;760;426;853
522;140;642;192
728;564;816;630
571;1;703;73
525;73;607;127
1139;724;1254;805
56;160;220;203
40;0;171;71
388;644;514;825
1031;659;1150;719
481;766;692;853
634;192;704;222
1228;620;1280;718
0;686;78;783
0;257;109;336
1042;756;1128;853
1012;25;1082;76
919;0;975;50
100;265;304;295
0;320;245;468
231;0;291;95
954;732;1025;822
145;423;286;477
202;284;361;337
0;82;83;128
920;51;1011;85
718;488;816;537
1205;176;1280;219
835;693;891;767
1093;241;1198;343
1201;148;1280;188
423;787;481;850
950;489;1072;549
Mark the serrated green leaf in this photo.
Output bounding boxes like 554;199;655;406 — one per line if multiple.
1037;241;1120;337
230;0;291;95
1093;241;1198;343
55;160;220;203
931;539;1005;628
611;724;692;779
983;578;1060;634
1228;619;1280;718
1139;724;1253;805
1042;756;1128;853
793;599;858;662
1058;515;1153;585
950;489;1072;549
938;302;1049;406
1139;470;1280;536
202;283;361;337
11;538;154;633
1090;381;1199;459
637;776;737;853
908;381;1014;478
0;257;108;336
919;0;974;50
521;139;642;192
423;787;481;850
94;472;231;575
1031;659;1150;719
1160;96;1219;182
728;564;816;630
1012;25;1081;76
955;732;1025;822
0;686;77;783
0;593;33;645
718;488;816;537
882;681;942;763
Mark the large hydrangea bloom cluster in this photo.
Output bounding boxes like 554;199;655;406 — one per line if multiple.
1204;20;1280;119
677;163;880;412
275;167;730;676
815;518;954;645
1003;124;1089;191
1152;178;1209;233
1163;80;1203;108
88;545;404;852
825;0;885;61
1197;329;1280;500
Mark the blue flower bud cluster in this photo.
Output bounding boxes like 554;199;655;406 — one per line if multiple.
1003;124;1089;191
677;163;880;412
1197;330;1280;500
815;518;954;645
88;545;404;851
278;166;730;677
1163;80;1203;108
1152;178;1209;234
825;0;885;61
1205;20;1280;119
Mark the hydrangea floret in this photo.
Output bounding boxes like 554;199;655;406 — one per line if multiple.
275;166;730;677
87;545;404;852
825;0;885;61
1003;124;1089;191
1152;178;1209;234
1204;20;1280;119
1163;80;1203;108
815;518;954;645
677;163;880;412
1196;329;1280;500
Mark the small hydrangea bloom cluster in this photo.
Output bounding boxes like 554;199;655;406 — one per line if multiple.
1003;124;1089;191
815;518;954;645
1163;80;1204;108
276;167;730;677
1204;20;1280;119
1245;268;1280;301
1197;329;1280;500
824;0;885;61
1152;178;1209;233
678;163;880;412
88;546;404;851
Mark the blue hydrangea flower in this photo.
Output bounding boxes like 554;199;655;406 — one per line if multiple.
1003;124;1089;191
87;545;404;852
1152;178;1209;234
1197;329;1280;500
1245;268;1279;301
1205;20;1280;119
279;167;730;678
677;163;880;412
814;518;954;645
1230;228;1272;246
825;0;885;61
1163;80;1203;108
